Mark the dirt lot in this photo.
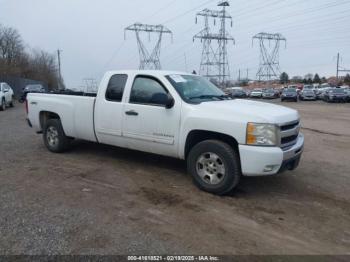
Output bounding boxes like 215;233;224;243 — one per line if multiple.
0;100;350;255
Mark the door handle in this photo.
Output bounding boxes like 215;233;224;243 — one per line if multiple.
125;110;138;116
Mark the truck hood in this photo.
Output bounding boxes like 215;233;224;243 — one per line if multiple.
193;99;299;124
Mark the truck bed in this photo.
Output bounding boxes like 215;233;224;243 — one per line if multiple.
27;92;97;142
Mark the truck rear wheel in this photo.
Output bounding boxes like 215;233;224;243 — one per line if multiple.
187;140;241;195
43;119;71;153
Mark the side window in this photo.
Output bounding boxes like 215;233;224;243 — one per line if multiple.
105;74;128;102
130;76;168;106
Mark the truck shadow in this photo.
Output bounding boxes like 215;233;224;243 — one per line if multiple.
68;140;300;198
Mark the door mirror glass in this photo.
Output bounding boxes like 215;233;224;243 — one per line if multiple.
149;92;174;108
166;96;175;109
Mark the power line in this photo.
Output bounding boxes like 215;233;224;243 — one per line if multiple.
161;0;217;24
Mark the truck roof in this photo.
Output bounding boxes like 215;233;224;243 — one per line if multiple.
105;70;192;77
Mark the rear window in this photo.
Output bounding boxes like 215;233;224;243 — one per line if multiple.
105;74;128;102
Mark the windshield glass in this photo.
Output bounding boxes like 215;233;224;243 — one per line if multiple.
166;75;229;103
25;85;43;91
283;88;296;93
330;89;345;94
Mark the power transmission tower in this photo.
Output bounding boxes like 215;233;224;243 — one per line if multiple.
194;1;235;87
252;32;286;81
124;23;172;70
336;53;350;80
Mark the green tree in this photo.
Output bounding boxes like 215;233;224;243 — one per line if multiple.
313;73;321;84
344;74;350;85
280;72;289;84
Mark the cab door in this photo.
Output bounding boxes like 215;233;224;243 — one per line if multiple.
122;75;181;158
94;74;129;147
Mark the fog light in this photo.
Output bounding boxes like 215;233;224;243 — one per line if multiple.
264;165;277;172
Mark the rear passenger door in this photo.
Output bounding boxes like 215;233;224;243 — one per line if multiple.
94;74;128;147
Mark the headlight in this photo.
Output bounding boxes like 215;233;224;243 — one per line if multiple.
246;123;278;146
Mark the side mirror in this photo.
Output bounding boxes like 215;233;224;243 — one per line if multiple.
150;93;175;109
165;96;175;109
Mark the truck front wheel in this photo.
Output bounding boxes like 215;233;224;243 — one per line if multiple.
187;140;241;195
43;119;71;153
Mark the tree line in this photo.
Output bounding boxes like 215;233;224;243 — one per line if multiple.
280;71;350;86
0;24;63;90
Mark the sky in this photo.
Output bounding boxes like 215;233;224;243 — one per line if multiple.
1;0;350;87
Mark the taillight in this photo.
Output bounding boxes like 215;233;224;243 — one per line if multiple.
25;99;28;114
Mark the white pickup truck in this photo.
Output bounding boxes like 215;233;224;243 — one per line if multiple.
26;70;304;195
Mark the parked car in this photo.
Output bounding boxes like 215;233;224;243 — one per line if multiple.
274;89;281;98
0;82;15;111
230;89;247;98
303;85;315;92
300;90;316;101
19;84;46;103
323;88;347;103
250;89;263;98
281;88;298;102
316;87;329;100
262;89;278;99
344;89;350;102
26;70;304;195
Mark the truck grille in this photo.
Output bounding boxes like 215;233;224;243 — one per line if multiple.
279;120;300;150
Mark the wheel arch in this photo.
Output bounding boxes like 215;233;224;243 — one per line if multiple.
39;111;61;130
184;130;240;160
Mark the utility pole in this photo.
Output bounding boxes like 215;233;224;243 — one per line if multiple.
57;49;62;89
336;53;350;82
336;52;340;80
238;69;241;82
246;68;249;80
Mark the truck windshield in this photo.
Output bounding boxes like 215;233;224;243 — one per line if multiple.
165;75;230;103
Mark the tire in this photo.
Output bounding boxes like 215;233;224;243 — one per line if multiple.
0;98;5;111
43;119;71;153
187;140;241;195
10;98;14;107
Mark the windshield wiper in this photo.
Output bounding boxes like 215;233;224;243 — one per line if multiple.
189;94;231;100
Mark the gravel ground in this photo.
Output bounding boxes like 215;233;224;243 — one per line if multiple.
0;100;350;255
